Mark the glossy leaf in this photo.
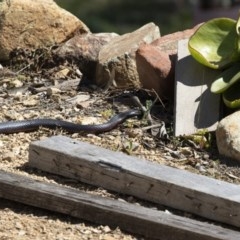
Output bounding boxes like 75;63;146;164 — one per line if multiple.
236;12;240;35
223;80;240;108
188;18;240;69
210;63;240;93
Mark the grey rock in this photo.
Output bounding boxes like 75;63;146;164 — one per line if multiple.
54;33;118;83
95;22;160;89
216;111;240;162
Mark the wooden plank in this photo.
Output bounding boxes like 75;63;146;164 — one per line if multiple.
174;39;221;136
29;135;240;229
1;170;239;240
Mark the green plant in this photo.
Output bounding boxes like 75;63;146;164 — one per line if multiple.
188;17;240;108
184;129;212;149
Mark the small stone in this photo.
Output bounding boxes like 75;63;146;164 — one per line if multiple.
2;152;15;162
12;79;23;88
46;87;62;96
195;163;206;173
18;230;26;236
54;68;71;79
91;228;101;234
202;154;210;160
15;221;24;230
3;110;23;120
80;229;92;235
67;94;91;105
22;98;39;107
87;134;102;142
105;135;115;141
76;100;94;109
164;210;172;215
13;92;23;101
102;226;111;233
80;116;101;125
179;147;192;157
126;128;143;138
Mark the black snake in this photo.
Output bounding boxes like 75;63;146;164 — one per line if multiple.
0;109;143;134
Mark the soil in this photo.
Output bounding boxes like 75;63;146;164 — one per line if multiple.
0;47;240;239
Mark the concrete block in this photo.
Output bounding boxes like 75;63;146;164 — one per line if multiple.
174;39;221;136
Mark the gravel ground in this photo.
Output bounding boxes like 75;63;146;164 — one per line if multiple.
0;51;240;239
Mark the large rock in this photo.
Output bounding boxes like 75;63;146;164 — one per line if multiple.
0;0;90;61
216;111;240;162
54;33;118;83
136;24;201;100
151;24;202;55
136;44;174;99
95;23;160;89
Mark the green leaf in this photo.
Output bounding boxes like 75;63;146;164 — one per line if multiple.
211;63;240;93
188;18;240;69
236;13;240;51
236;12;240;36
223;80;240;108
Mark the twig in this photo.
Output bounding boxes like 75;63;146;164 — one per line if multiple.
141;123;164;131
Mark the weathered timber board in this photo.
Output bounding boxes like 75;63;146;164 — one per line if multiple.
174;39;221;136
29;135;240;228
1;170;239;240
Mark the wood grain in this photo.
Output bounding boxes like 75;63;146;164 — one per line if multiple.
0;170;239;240
29;135;240;228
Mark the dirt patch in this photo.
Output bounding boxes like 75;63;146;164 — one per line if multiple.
0;47;239;239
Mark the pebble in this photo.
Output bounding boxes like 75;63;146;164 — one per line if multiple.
46;87;62;96
15;221;24;230
12;79;23;88
202;153;210;160
22;99;39;107
179;147;192;156
126;128;143;138
2;152;15;162
195;163;206;173
101;226;111;233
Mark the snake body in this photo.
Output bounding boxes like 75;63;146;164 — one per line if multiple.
0;109;143;134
